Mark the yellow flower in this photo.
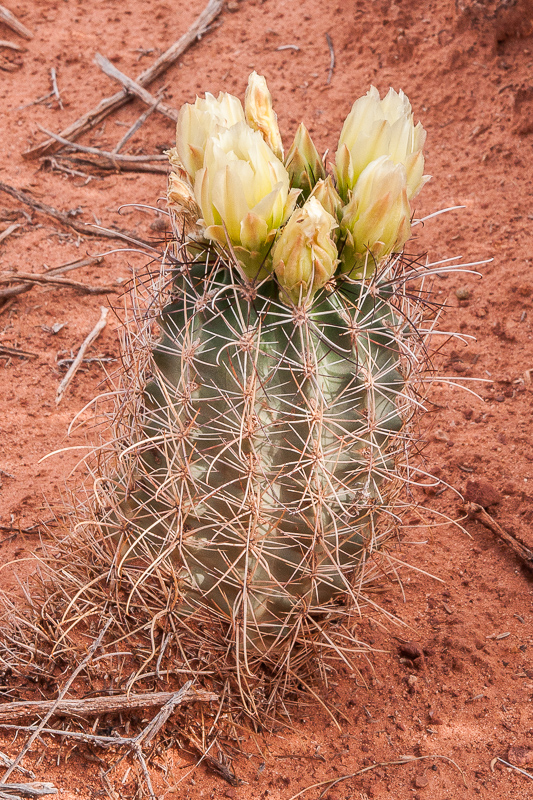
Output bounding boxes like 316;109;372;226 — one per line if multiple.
195;122;298;280
335;86;429;201
308;176;343;223
272;197;338;305
284;123;326;199
175;91;245;182
339;156;411;279
244;71;284;161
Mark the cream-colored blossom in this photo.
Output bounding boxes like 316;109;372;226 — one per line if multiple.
245;71;284;161
339;156;411;278
272;197;338;305
335;86;429;201
175;91;245;181
195;121;298;280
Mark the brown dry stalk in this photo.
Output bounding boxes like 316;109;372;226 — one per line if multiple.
0;688;217;723
95;55;178;123
23;0;224;160
56;306;109;404
0;180;155;246
0;5;33;39
463;501;533;572
0;271;116;295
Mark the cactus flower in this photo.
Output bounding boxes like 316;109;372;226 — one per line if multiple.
285;123;326;200
194;121;299;280
272;196;338;305
335;86;429;201
308;176;343;223
175;91;245;182
339;156;411;279
245;71;284;161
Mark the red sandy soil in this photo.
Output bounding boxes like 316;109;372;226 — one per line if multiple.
1;0;533;798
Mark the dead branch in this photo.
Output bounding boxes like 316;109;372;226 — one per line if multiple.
0;683;217;800
56;306;109;404
95;55;178;123
463;501;533;573
0;783;56;798
0;180;155;246
50;154;168;174
113;95;163;153
0;345;37;359
0;6;33;39
0;39;23;50
0;271;116;297
0;223;20;244
23;0;224;160
0;256;104;301
0;688;217;723
1;620;113;783
36;127;168;163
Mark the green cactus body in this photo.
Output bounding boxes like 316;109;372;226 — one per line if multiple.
117;256;412;657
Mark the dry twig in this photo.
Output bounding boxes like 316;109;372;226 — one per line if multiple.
0;688;217;723
23;0;223;159
1;620;113;783
56;306;109;404
463;502;533;573
0;39;22;50
0;683;216;800
36;127;168;163
0;223;20;244
95;55;178;123
0;271;116;297
0;5;33;39
0;180;155;246
0;782;56;798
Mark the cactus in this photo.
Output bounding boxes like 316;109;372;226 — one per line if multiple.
106;76;431;673
51;75;437;716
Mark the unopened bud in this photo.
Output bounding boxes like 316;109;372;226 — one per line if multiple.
285;123;326;200
245;71;284;161
272;197;338;305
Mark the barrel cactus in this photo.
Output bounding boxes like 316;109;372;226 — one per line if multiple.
91;74;431;698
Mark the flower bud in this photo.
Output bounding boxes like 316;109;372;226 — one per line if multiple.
339;156;411;279
245;71;284;161
272;197;338;306
175;91;245;182
285;123;326;200
335;86;429;201
194;122;298;280
308;176;343;223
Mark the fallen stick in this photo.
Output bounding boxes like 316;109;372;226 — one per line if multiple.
23;0;223;160
113;95;163;153
0;5;33;39
2;620;113;783
56;306;109;404
95;55;178;123
0;683;217;800
51;153;168;174
0;783;56;798
463;502;533;573
37;127;168;163
0;271;116;296
0;223;20;244
0;256;105;301
0;180;155;247
0;39;23;50
0;688;217;723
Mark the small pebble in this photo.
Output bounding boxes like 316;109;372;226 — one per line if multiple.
456;287;470;300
